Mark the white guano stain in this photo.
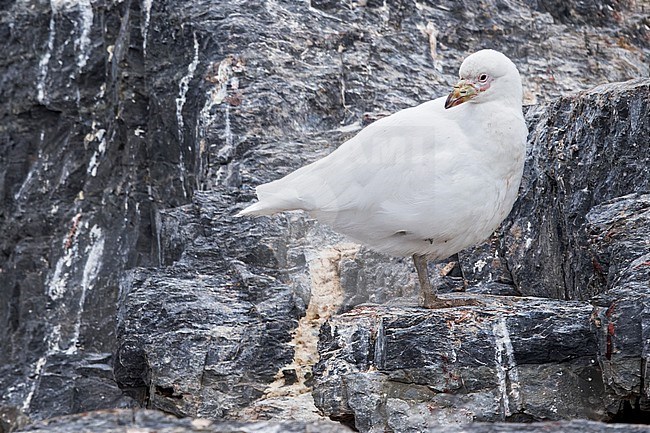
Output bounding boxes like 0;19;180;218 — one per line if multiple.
37;10;56;103
37;0;94;102
47;213;82;300
85;126;106;177
198;55;244;186
141;0;153;55
253;243;359;418
473;258;487;273
197;56;233;135
25;218;106;409
21;356;48;412
493;317;522;418
524;221;533;249
14;169;35;201
175;32;199;197
66;225;105;354
214;105;234;185
72;0;93;70
176;31;200;137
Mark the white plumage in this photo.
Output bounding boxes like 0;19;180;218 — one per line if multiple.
239;49;527;308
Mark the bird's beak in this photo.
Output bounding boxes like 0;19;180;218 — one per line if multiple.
444;80;478;109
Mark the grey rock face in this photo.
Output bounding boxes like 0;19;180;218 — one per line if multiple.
1;0;649;431
500;80;650;301
114;191;308;419
17;409;650;433
1;0;169;424
313;299;604;430
588;193;650;416
16;409;353;433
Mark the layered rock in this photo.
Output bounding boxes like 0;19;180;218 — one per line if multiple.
1;0;649;432
314;299;602;428
13;409;650;433
14;409;352;433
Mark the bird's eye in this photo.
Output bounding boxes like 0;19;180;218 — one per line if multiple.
478;73;489;82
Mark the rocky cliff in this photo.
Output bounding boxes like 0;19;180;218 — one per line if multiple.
0;0;649;432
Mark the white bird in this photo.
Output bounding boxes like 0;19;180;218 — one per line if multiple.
238;49;528;308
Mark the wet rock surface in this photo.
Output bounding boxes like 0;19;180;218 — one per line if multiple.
1;0;649;432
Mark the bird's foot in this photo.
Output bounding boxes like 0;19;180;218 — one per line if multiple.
420;295;483;309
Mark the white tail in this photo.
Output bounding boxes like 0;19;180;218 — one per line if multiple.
236;179;307;217
236;201;279;217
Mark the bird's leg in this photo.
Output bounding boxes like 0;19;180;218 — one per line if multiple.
413;254;482;309
454;253;469;292
413;254;438;308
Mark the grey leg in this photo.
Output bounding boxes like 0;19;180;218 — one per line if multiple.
413;253;482;309
413;254;438;308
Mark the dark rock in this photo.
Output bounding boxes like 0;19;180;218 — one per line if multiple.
1;0;649;431
587;193;650;415
16;409;353;433
14;408;650;432
587;193;650;300
114;192;305;418
1;0;190;426
313;298;605;430
496;80;650;301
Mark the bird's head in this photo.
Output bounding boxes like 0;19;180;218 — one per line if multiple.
444;49;523;109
